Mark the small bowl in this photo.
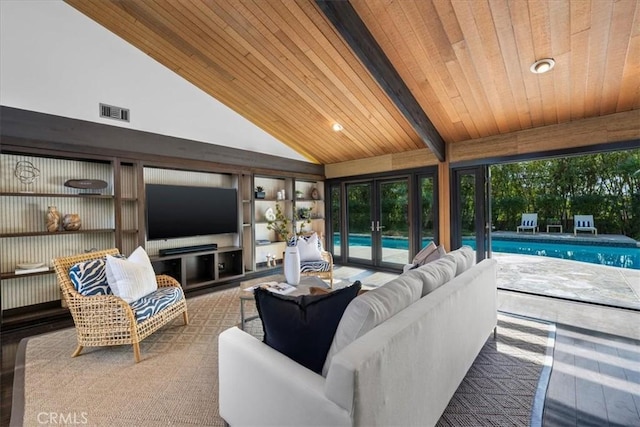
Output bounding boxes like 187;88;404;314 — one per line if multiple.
17;262;44;269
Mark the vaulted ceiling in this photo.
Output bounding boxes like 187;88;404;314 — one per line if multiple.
65;0;639;165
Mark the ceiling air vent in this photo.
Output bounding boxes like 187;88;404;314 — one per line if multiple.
99;103;130;122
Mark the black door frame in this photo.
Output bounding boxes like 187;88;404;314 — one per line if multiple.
413;172;440;256
450;165;491;262
327;166;439;271
342;178;412;267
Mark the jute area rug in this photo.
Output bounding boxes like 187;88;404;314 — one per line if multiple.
13;287;554;426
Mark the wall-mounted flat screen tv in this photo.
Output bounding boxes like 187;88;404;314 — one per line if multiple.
146;184;238;240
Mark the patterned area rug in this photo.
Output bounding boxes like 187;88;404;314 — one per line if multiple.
14;287;553;426
437;314;554;426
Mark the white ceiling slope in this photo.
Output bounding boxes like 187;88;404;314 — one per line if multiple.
0;0;307;162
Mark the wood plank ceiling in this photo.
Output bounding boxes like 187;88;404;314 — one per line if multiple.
65;0;640;165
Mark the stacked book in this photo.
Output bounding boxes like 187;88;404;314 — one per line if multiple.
243;281;296;295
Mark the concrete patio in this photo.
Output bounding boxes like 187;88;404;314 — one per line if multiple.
333;251;640;340
493;252;640;310
335;247;640;310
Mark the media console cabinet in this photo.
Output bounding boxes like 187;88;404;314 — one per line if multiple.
150;247;244;289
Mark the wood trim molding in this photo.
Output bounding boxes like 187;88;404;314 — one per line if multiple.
325;111;639;179
316;0;445;161
0;106;324;177
325;149;438;179
449;110;640;163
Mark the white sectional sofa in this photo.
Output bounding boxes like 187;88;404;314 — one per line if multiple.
219;247;497;427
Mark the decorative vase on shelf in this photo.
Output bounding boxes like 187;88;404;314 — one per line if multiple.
45;206;61;232
62;213;82;231
284;245;301;285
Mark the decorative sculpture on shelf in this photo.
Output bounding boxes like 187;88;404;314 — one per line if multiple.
46;206;61;232
62;213;82;231
14;160;40;192
310;187;319;200
266;253;276;267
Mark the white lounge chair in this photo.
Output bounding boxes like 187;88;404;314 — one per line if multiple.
517;213;538;233
574;215;597;235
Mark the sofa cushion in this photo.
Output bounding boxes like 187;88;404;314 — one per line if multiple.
411;241;437;265
410;245;446;270
130;286;184;323
106;246;158;303
297;232;323;261
69;258;112;296
448;246;476;276
255;281;361;374
69;255;128;296
300;260;331;273
321;272;423;376
410;254;457;296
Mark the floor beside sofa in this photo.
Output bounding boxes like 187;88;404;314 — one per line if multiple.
437;313;554;426
542;325;640;427
3;265;640;426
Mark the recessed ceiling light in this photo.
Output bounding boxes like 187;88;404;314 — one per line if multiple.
530;58;555;74
332;123;343;132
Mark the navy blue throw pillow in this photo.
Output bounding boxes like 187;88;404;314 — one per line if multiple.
254;281;362;374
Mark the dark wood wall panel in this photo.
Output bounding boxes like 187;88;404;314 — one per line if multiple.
0;106;324;178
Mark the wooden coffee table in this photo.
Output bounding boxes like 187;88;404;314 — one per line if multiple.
238;274;329;330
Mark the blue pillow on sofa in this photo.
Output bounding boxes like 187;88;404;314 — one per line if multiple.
254;281;361;374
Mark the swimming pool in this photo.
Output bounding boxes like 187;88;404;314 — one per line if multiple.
336;234;640;270
463;238;639;270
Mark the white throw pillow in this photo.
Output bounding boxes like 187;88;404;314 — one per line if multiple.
411;254;457;296
448;246;476;276
297;233;323;261
106;246;158;303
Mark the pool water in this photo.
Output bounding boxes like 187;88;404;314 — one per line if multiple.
337;234;640;270
463;238;639;270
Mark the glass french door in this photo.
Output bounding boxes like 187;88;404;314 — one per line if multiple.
345;178;410;268
346;182;373;264
417;174;437;254
451;166;491;262
330;184;342;258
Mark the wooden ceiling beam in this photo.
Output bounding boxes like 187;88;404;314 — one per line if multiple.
316;0;446;162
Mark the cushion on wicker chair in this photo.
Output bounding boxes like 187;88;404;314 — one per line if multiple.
106;247;158;303
297;233;323;261
69;257;123;296
300;260;332;273
130;286;184;323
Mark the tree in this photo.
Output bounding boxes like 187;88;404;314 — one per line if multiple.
490;149;640;239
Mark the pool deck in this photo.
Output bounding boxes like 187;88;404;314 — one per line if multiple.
338;246;640;310
493;252;640;310
490;230;640;247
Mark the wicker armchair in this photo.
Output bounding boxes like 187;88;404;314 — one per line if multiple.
52;248;188;363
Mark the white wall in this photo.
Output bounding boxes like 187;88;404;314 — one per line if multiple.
0;0;308;162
